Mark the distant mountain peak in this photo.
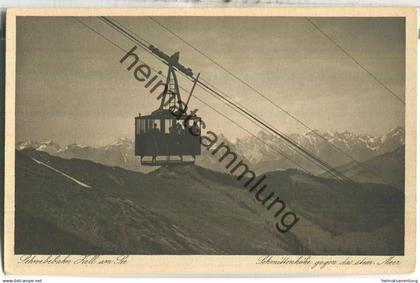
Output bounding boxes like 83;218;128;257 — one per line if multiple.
65;143;89;150
16;140;61;154
113;137;133;146
387;126;405;136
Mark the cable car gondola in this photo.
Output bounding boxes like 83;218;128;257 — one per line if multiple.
134;49;202;166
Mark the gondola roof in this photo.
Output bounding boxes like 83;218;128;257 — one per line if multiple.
136;109;199;120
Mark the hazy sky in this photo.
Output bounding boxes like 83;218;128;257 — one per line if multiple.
16;16;405;146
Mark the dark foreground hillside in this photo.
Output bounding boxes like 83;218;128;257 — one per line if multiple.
15;149;404;255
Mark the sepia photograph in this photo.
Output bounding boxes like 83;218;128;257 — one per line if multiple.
3;7;417;275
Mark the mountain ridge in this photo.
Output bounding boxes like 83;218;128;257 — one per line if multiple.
333;146;405;189
16;127;404;175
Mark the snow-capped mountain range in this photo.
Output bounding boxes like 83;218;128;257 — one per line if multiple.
16;127;404;174
233;127;405;173
16;138;148;172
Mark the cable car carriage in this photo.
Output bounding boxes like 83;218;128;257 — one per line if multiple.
134;49;202;166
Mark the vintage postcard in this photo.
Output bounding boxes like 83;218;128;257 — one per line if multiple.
4;7;417;275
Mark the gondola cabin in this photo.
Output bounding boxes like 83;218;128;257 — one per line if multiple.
135;110;201;165
134;47;202;166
